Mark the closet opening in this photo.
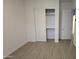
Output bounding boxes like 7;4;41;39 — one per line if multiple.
45;9;55;42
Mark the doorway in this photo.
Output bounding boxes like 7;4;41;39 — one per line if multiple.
45;9;55;41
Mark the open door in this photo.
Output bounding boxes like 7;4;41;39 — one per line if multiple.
34;8;46;41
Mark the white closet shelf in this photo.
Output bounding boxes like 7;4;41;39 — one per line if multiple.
46;13;55;15
46;28;55;30
46;27;55;28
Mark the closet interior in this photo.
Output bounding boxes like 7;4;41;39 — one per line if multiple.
46;9;55;41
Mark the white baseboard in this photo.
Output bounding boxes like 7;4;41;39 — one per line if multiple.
55;39;59;43
61;38;71;40
3;56;13;59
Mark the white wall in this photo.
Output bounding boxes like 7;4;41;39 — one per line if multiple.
25;0;36;42
3;0;26;57
60;2;73;39
73;0;76;9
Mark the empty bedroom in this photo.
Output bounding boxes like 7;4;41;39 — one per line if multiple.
3;0;76;59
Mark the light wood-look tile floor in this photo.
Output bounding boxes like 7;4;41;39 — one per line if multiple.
5;40;76;59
